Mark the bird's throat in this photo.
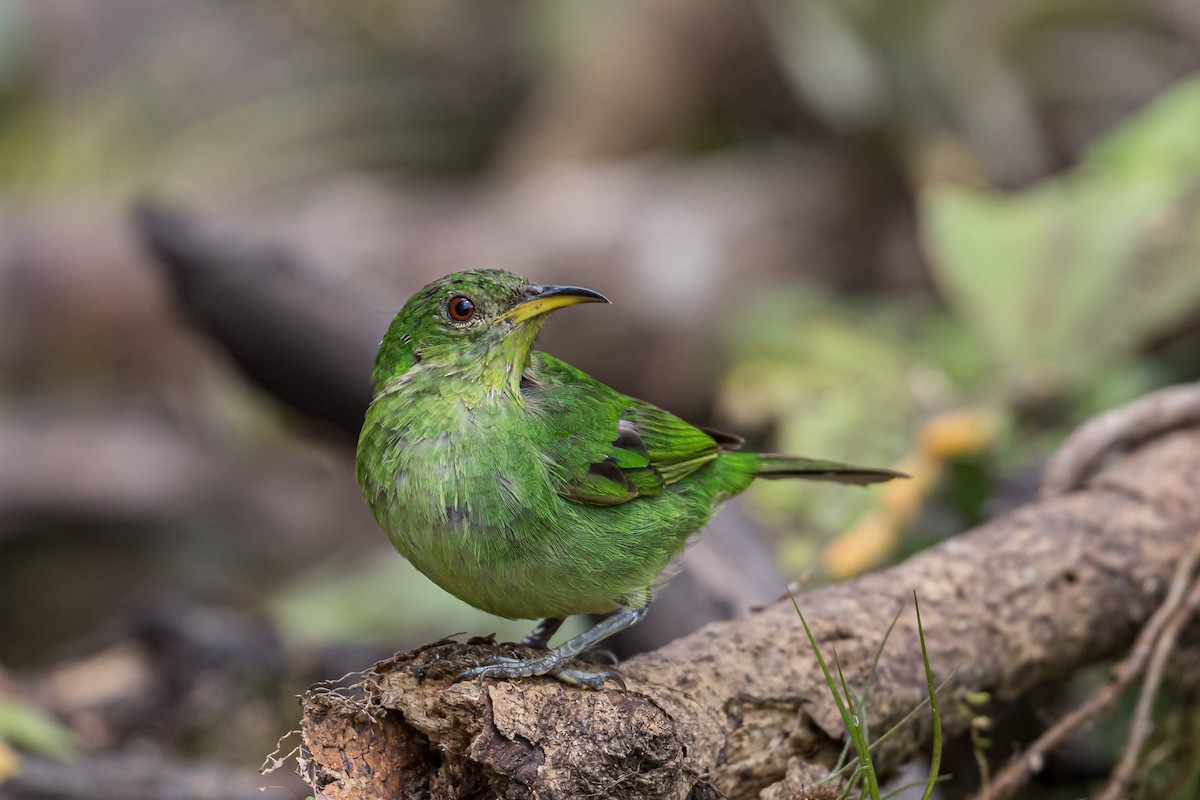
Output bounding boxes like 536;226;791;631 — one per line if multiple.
392;339;533;409
372;318;544;411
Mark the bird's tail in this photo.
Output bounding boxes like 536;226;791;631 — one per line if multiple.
754;454;906;486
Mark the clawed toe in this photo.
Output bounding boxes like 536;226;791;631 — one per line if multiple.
452;608;647;689
453;653;616;689
555;667;621;689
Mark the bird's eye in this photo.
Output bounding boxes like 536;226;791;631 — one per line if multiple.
447;293;476;322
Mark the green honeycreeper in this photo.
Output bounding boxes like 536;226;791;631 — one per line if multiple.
356;269;902;687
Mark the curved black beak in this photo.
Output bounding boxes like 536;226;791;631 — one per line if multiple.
497;284;610;323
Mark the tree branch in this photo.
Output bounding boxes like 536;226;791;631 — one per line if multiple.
298;409;1200;799
975;532;1200;800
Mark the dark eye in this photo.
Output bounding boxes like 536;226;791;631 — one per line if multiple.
447;293;476;322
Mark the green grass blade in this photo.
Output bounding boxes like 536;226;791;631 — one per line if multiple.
914;593;942;800
790;591;880;799
835;650;880;799
862;672;955;756
855;605;904;744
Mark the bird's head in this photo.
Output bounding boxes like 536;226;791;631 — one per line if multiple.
370;269;608;394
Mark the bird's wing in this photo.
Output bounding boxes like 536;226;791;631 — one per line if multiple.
526;353;731;507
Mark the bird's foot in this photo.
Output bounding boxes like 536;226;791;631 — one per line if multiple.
456;606;649;690
454;654;617;690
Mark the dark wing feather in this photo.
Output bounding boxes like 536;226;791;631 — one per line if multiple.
526;353;720;507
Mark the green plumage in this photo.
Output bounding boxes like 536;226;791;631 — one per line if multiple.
356;269;901;683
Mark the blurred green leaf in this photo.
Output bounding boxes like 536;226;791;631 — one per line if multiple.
923;74;1200;396
0;698;78;760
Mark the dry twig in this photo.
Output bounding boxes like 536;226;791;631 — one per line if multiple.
968;381;1200;800
1041;382;1200;498
1095;569;1200;800
975;535;1200;800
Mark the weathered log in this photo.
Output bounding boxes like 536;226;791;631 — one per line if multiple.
298;416;1200;799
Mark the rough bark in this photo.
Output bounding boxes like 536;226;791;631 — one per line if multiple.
298;424;1200;799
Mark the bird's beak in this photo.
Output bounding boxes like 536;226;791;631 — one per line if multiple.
497;284;609;324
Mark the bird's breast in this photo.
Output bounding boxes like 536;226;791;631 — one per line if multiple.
357;390;552;545
355;389;588;617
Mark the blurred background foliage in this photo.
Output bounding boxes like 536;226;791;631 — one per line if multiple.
1;0;1199;797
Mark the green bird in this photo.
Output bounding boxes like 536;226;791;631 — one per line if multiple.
356;269;902;687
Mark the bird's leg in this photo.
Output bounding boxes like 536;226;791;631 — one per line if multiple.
457;605;650;689
521;616;565;649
